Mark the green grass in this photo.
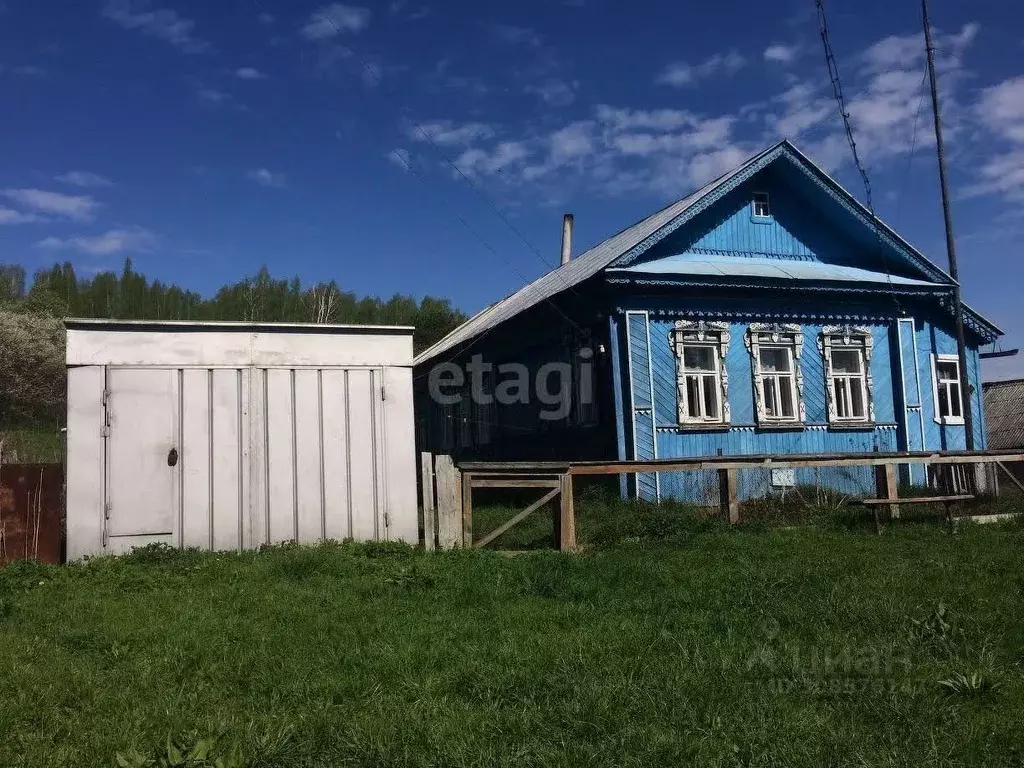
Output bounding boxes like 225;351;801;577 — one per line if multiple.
0;427;63;463
1;503;1024;766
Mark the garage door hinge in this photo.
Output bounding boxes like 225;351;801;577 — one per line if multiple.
101;388;111;406
104;502;111;520
381;385;387;401
383;511;390;528
100;424;110;438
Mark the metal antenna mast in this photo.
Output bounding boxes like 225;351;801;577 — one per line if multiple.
922;0;974;449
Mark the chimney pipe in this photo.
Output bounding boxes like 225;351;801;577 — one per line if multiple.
560;213;574;266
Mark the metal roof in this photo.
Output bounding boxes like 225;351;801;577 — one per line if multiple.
64;318;415;335
608;254;937;286
414;143;781;365
415;139;1001;366
983;379;1024;449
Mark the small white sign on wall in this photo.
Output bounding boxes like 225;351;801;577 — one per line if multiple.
771;468;796;488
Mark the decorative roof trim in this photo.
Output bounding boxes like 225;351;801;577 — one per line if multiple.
612;141;949;285
613;144;788;267
605;276;944;295
615;307;896;325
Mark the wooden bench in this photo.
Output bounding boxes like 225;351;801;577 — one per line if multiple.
861;494;975;533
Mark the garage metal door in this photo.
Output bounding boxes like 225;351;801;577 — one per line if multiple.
102;366;388;550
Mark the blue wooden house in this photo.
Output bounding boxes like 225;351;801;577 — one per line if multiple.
413;141;1002;502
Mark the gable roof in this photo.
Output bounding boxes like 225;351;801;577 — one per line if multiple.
415;140;1000;365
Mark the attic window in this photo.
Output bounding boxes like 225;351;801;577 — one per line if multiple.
752;192;771;218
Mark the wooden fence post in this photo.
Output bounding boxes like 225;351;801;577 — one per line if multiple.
719;468;739;524
557;473;576;551
434;455;461;549
420;452;436;552
874;463;900;520
461;472;474;548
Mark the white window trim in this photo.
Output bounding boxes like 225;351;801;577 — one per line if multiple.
745;323;805;425
930;353;965;425
671;320;731;426
752;191;771;218
819;325;874;425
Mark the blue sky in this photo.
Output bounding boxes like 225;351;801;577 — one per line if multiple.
1;0;1022;378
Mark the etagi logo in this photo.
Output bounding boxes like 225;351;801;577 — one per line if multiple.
428;350;594;421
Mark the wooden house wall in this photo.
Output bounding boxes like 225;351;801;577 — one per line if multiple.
413;287;619;463
620;304;986;503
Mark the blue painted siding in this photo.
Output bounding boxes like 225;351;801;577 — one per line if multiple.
626;312;658;501
627;312;903;502
638;171;928;281
916;319;986;451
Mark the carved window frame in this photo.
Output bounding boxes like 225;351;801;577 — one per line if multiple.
670;320;731;426
818;325;875;425
744;323;805;425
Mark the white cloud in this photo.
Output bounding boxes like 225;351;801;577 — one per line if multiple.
387;148;412;171
0;206;40;225
55;171;114;188
525;78;576;107
488;24;542;47
2;189;99;221
247;168;287;187
657;50;745;87
36;226;156;255
964;76;1024;201
236;66;266;80
410;120;494;147
11;64;45;76
102;0;208;53
197;87;230;104
257;12;274;25
977;76;1024;143
454;142;530;178
764;44;799;64
300;4;371;40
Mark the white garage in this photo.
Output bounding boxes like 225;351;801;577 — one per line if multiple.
65;319;418;560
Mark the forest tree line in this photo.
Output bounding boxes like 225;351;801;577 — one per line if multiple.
0;260;467;429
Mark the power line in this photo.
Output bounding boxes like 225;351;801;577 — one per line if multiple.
245;0;590;367
285;0;584;294
893;69;930;227
814;0;899;307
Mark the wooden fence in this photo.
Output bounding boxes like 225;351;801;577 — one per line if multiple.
0;464;64;564
420;450;1024;551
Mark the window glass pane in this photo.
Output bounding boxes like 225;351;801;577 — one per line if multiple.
764;377;778;416
702;375;719;419
686;376;701;417
850;380;865;418
834;379;849;418
760;347;791;373
780;378;795;418
937;361;958;382
938;384;949;417
949;383;962;417
683;346;715;372
831;350;861;374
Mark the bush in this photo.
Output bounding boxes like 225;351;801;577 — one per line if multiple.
0;310;65;428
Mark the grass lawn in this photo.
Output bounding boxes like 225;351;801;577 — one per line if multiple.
1;498;1023;766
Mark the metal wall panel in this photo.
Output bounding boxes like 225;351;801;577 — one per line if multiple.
293;369;325;543
321;369;352;541
68;352;415;559
347;369;381;541
211;369;244;551
265;368;296;543
180;369;212;550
